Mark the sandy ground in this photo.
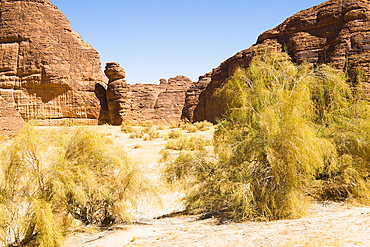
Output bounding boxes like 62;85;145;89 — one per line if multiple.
56;126;370;247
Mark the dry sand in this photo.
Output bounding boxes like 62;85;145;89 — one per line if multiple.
60;126;370;247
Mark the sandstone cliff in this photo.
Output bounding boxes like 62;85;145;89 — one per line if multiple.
105;63;194;125
189;0;370;122
0;96;25;138
0;0;103;125
181;72;212;123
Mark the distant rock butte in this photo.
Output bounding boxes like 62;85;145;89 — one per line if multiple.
0;96;25;137
105;63;194;125
188;0;370;123
0;0;103;125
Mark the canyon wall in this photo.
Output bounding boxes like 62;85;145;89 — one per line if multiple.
0;96;25;137
0;0;103;125
188;0;370;123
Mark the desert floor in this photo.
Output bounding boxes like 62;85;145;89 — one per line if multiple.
57;125;370;247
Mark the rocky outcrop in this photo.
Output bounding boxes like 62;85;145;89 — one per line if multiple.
105;62;126;82
153;76;194;123
0;0;102;125
159;79;167;85
105;63;194;125
190;0;370;123
0;96;25;138
181;72;212;122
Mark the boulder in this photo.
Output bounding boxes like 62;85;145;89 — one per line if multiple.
159;78;167;85
190;0;370;122
0;0;103;125
105;62;126;82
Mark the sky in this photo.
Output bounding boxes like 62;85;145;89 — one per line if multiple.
51;0;325;84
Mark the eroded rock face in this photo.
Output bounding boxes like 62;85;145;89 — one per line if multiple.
191;0;370;122
105;63;194;125
0;0;102;124
181;72;212;122
0;96;25;137
154;76;193;123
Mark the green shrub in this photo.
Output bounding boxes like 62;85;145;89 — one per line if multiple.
120;121;135;133
166;51;370;221
179;122;198;133
157;124;166;130
143;129;160;141
0;126;149;246
129;131;144;139
140;121;153;129
161;151;209;186
163;51;370;221
59;128;147;225
168;130;182;139
165;136;210;151
308;66;370;203
194;121;213;131
0;125;64;247
169;122;179;129
195;52;333;220
59;119;73;127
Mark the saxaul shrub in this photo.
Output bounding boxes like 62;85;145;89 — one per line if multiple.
58;128;148;226
193;52;334;220
0;125;64;247
309;66;370;203
156;124;166;130
168;130;182;139
163;51;370;221
140;121;153;133
143;129;160;141
120;121;135;133
165;136;210;151
169;122;179;129
179;122;198;133
193;121;213;131
0;126;149;246
161;150;211;188
129;131;144;139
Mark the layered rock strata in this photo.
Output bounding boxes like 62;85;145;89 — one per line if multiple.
0;96;25;137
105;63;194;125
190;0;370;122
0;0;103;125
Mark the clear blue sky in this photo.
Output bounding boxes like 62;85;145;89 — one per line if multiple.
51;0;325;84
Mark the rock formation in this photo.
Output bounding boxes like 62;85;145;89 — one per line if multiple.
181;72;212;122
154;76;194;123
105;63;194;125
105;62;126;81
159;79;167;85
188;0;370;123
0;0;103;125
0;96;25;138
